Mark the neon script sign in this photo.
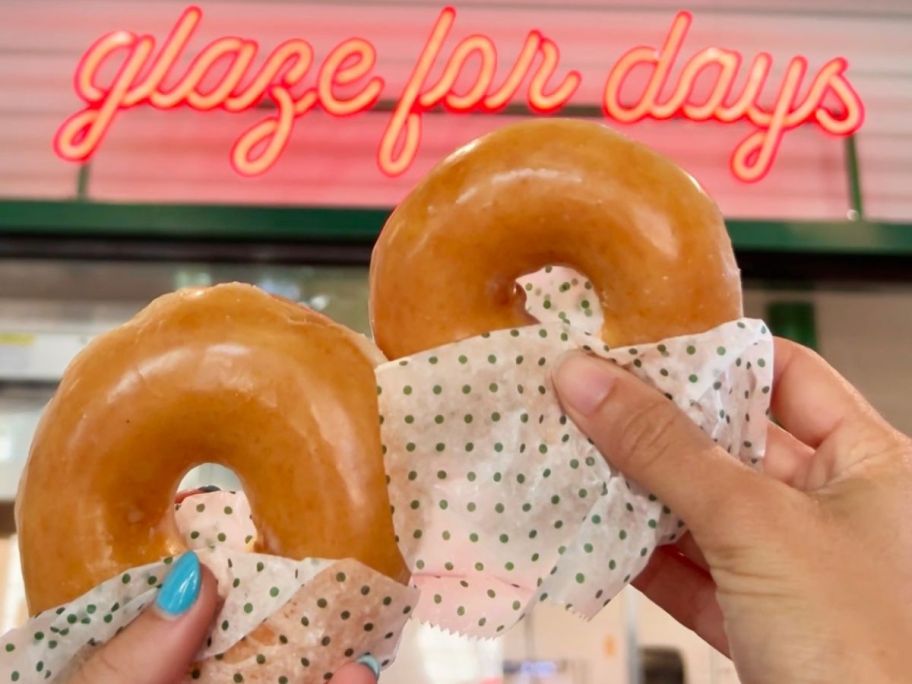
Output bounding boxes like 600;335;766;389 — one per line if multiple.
55;6;863;182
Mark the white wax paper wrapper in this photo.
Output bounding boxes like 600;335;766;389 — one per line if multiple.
1;490;417;682
377;267;773;638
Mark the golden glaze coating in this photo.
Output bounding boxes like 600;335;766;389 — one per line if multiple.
370;119;742;358
17;283;406;614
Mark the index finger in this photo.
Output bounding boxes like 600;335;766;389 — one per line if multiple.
771;337;875;448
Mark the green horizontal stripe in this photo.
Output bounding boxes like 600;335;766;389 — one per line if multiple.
1;199;910;255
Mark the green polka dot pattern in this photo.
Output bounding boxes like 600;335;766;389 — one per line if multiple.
516;267;603;335
175;489;258;553
1;491;417;682
377;267;773;636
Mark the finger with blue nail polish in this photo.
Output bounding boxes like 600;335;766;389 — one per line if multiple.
66;551;218;684
155;551;202;617
329;655;381;683
358;654;382;679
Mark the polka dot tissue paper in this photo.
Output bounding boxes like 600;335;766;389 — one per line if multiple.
0;490;417;682
377;267;773;638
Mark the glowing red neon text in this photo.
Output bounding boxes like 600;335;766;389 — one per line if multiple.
54;6;863;182
55;6;385;175
377;7;581;175
603;11;863;181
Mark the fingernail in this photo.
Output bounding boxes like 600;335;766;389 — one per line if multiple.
155;551;201;617
357;654;381;680
553;353;617;416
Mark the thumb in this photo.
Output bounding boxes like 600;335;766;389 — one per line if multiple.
330;655;381;683
67;551;219;684
552;352;775;542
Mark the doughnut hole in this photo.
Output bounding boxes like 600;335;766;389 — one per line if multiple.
176;464;259;553
179;462;243;493
515;266;604;331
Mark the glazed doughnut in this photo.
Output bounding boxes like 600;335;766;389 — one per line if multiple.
370;119;742;358
17;283;407;614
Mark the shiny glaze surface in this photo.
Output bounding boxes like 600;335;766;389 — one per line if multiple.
370;119;742;358
17;283;406;614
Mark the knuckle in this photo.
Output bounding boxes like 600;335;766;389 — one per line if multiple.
708;482;807;548
841;416;911;468
73;648;128;684
900;438;912;474
64;669;91;684
615;395;680;471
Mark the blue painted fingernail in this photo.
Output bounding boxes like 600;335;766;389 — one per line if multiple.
357;654;381;679
155;551;201;616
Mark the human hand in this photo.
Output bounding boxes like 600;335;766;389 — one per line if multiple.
65;490;383;683
553;338;912;684
64;550;218;684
